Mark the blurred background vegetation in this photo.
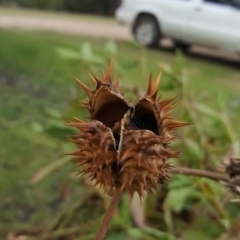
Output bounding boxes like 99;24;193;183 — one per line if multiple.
1;2;240;240
0;0;119;15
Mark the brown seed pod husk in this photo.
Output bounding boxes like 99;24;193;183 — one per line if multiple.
67;119;118;191
67;59;188;198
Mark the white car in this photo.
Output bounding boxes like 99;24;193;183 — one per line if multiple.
115;0;240;54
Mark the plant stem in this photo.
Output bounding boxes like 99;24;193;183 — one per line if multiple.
169;167;229;182
95;188;122;240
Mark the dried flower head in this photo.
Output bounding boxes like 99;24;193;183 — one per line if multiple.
67;59;188;198
224;157;240;195
225;158;240;179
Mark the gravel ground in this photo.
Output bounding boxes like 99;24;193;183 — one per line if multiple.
0;14;132;40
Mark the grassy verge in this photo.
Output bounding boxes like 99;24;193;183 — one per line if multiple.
0;28;240;237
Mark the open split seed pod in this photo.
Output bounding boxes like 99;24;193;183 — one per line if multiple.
67;59;188;198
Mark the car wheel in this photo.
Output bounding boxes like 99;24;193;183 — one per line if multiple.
174;41;191;53
133;15;161;48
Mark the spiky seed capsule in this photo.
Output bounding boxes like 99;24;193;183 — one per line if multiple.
224;158;240;195
225;158;240;179
67;58;188;198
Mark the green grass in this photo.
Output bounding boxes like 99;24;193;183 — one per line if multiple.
0;28;240;237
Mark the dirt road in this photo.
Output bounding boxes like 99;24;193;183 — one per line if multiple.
0;13;239;62
0;14;132;40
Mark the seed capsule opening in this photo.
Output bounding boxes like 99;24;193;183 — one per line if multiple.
133;99;159;134
90;87;129;129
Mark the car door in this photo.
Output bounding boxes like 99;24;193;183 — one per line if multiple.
187;0;240;51
159;0;198;41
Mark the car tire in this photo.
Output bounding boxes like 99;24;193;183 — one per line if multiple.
133;15;161;48
174;41;191;53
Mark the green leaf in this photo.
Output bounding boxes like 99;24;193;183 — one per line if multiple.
105;39;118;55
163;188;192;232
143;227;174;240
106;232;129;240
184;138;204;163
181;230;213;240
114;60;125;73
122;60;140;69
128;228;145;239
45;125;75;140
57;43;105;65
161;70;181;91
220;218;231;229
164;188;191;213
80;42;92;59
194;103;220;120
123;40;141;49
56;47;80;60
41;107;63;119
168;175;192;189
80;42;105;65
31;122;44;133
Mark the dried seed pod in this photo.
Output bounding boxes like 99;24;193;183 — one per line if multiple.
223;157;240;196
117;73;186;197
68;59;188;197
75;59;129;129
68;119;118;191
225;158;240;179
118;127;173;197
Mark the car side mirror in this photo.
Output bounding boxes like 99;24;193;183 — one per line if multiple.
231;0;240;8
